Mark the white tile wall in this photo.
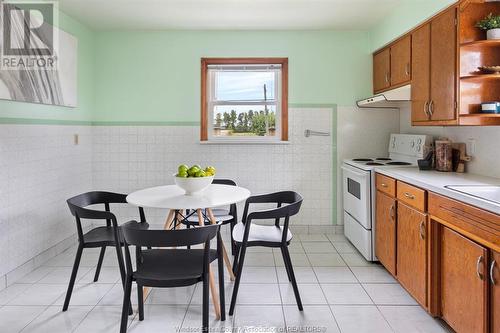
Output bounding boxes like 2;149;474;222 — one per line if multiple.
400;107;500;179
0;125;92;285
92;108;335;227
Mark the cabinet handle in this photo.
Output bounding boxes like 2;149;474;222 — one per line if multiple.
491;260;497;285
385;72;390;84
405;63;410;76
389;204;395;222
404;192;415;200
419;221;425;240
477;255;484;280
381;183;388;188
424;101;430;118
429;100;434;117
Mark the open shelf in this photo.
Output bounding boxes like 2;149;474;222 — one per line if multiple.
459;113;500;126
460;74;500;80
460;39;500;47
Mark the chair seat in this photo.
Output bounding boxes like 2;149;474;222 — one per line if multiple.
83;222;148;246
232;223;292;243
134;249;218;285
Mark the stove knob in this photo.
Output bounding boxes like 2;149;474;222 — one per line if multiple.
417;138;422;144
411;141;415;148
417;144;422;152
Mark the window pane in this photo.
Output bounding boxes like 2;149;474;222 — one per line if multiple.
215;71;276;101
213;105;277;137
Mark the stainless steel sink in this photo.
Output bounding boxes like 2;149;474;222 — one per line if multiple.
445;185;500;205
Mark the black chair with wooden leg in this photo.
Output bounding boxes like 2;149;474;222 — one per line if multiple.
229;191;303;315
119;222;224;333
64;191;149;312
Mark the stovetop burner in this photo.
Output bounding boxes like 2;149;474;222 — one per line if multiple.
366;162;384;166
353;158;373;162
386;161;412;166
376;158;392;161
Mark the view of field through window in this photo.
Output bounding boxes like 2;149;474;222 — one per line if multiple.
211;69;279;137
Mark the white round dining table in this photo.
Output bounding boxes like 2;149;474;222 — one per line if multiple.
126;183;250;320
126;184;251;210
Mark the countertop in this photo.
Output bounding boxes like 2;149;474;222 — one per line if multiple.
374;167;500;215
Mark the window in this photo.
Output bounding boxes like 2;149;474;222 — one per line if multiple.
201;58;288;142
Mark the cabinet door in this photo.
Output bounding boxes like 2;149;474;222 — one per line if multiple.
375;191;396;276
411;23;431;123
390;35;411;87
397;203;427;307
430;7;457;122
373;48;391;93
492;250;500;333
441;227;487;333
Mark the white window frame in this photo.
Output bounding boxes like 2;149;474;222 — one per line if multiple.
201;60;288;144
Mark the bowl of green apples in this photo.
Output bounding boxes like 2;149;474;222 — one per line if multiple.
174;164;216;195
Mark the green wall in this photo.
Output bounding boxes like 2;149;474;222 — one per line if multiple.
370;0;456;51
0;12;95;123
93;30;371;122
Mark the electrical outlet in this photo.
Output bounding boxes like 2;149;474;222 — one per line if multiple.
466;138;475;156
74;134;79;145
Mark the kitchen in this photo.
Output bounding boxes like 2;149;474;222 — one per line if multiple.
0;0;499;332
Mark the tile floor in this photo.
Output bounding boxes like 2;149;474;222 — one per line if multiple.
0;230;452;333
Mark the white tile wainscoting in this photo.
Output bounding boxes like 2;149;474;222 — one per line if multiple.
92;107;336;229
0;125;93;290
0;106;337;289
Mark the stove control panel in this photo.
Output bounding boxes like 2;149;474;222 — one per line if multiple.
388;134;433;159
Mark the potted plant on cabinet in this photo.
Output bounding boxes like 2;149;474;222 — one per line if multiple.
476;13;500;40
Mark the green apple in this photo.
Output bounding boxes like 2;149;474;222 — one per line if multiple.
178;164;189;174
188;166;200;176
195;170;206;177
177;171;188;178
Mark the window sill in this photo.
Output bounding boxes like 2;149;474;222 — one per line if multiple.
199;140;290;145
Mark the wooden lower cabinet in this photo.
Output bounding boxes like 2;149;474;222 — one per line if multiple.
397;203;427;307
375;191;396;276
441;226;488;333
492;250;500;333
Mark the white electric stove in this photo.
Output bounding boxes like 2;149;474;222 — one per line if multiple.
341;134;434;261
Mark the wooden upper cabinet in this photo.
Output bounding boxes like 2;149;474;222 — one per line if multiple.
390;35;411;87
441;226;488;333
375;191;397;276
492;250;500;333
429;7;458;123
373;48;391;93
397;203;427;307
411;23;431;123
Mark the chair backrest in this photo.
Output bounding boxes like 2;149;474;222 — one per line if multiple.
242;191;303;244
122;222;219;248
243;191;303;221
66;191;145;243
213;179;237;186
121;221;219;276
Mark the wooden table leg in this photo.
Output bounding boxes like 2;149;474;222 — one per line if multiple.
207;208;236;281
163;209;175;230
198;208;221;319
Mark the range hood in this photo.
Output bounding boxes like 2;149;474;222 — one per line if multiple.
357;84;411;109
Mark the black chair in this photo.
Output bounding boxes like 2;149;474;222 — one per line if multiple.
64;191;149;312
182;179;238;253
229;191;303;315
119;222;224;333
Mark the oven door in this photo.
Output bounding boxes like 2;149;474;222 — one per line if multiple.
341;164;372;229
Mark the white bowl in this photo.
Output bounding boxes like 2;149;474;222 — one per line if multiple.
174;174;214;195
